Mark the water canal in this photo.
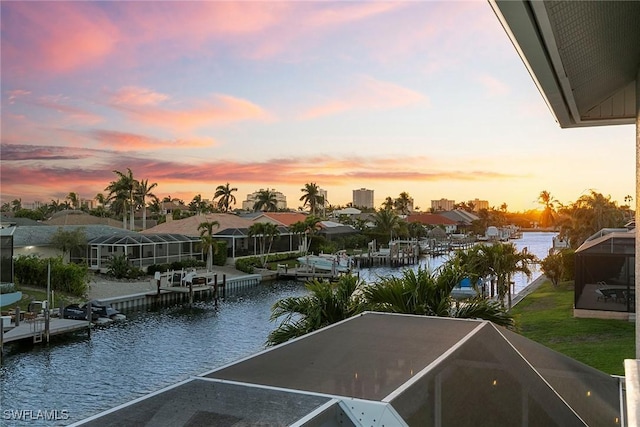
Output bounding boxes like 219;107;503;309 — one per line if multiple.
0;232;555;426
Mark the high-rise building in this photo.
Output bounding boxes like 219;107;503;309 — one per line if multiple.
352;188;374;209
470;198;489;212
318;188;328;206
431;198;455;212
242;189;287;211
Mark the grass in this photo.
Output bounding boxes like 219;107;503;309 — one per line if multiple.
3;285;81;313
511;279;635;376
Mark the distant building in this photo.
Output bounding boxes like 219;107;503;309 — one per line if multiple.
353;188;374;209
470;198;489;212
319;188;328;206
431;198;455;212
242;189;287;211
22;201;46;211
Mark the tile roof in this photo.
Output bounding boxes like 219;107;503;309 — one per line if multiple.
11;225;136;247
141;213;253;237
252;212;307;226
406;213;457;225
46;210;124;227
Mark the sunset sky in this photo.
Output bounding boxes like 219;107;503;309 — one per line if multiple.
1;1;635;212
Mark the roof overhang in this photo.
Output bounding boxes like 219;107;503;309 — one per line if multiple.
489;0;639;128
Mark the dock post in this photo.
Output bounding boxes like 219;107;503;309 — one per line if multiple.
1;320;4;366
87;301;92;338
222;274;226;300
44;301;50;344
214;274;218;306
188;282;193;306
15;307;20;327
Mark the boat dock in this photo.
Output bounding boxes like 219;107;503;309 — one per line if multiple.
276;264;347;281
2;317;90;345
352;240;421;268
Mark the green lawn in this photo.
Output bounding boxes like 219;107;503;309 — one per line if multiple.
511;280;635;376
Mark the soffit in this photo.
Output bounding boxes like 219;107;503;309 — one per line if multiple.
491;0;640;128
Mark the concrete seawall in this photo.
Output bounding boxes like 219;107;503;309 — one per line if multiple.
99;274;262;312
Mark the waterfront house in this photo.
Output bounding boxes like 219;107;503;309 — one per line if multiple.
406;213;458;234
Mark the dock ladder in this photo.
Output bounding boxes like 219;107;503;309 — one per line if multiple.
31;318;44;343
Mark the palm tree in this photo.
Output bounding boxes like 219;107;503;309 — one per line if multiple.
11;198;22;212
189;194;210;215
483;243;536;309
95;192;107;206
393;192;412;215
372;208;401;243
248;222;280;266
198;220;220;272
267;275;366;346
105;168;137;230
537;190;557;228
214;183;238;213
381;196;394;211
556;190;625;248
300;182;325;216
66;192;80;209
362;263;513;327
253;189;278;212
136;179;158;230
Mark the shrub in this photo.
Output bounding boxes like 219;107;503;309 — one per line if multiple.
0;283;16;294
14;255;88;297
147;264;170;275
235;257;256;274
560;248;575;281
106;254;144;280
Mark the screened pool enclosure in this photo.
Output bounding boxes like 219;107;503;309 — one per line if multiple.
574;229;635;315
87;233;202;272
76;313;623;427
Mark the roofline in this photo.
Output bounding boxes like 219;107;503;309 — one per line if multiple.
489;0;636;129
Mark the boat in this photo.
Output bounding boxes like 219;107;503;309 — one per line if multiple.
297;252;352;273
450;277;484;300
85;300;127;321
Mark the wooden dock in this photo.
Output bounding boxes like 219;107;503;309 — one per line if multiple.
2;317;90;344
276;265;346;281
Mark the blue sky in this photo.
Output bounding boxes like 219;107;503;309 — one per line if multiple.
1;1;634;212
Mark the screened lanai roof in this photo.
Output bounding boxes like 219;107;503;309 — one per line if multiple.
576;228;635;255
74;312;621;427
88;233;200;245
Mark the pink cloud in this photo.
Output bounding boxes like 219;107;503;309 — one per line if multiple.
1;2;119;76
111;93;270;131
109;86;169;106
89;130;215;150
301;76;428;119
34;95;104;125
6;89;31;104
1;145;521;203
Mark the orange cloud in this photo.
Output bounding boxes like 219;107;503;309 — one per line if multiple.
301;76;428;119
1;144;522;204
89;130;215;150
112;93;271;131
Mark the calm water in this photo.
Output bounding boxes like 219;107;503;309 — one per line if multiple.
0;232;554;426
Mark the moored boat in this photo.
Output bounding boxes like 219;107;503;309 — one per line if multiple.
297;252;352;273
